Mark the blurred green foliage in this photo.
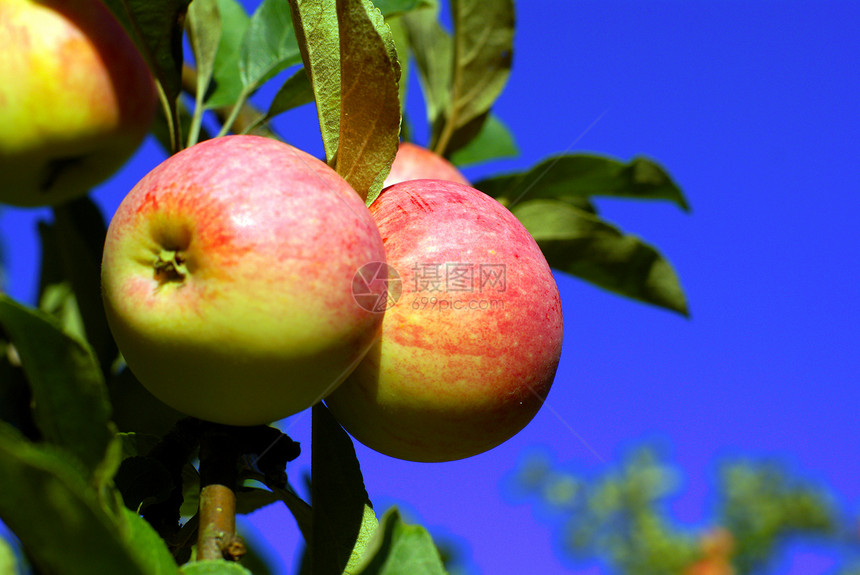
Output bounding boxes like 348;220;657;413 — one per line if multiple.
508;446;860;575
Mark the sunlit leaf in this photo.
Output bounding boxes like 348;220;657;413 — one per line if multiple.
0;536;17;574
354;508;447;575
288;0;341;161
186;0;222;145
0;296;116;473
475;154;690;211
510;200;689;315
335;0;401;202
187;0;222;98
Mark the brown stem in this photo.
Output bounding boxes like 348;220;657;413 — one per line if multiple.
196;426;245;562
197;485;244;561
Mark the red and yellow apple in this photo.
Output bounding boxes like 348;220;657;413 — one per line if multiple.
325;180;563;461
0;0;156;207
383;142;469;187
101;135;385;425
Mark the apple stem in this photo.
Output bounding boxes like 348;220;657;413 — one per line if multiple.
196;426;246;562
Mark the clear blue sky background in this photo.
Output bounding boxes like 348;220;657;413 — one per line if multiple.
1;1;858;574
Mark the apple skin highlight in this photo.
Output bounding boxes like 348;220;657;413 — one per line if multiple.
101;135;386;425
325;180;563;462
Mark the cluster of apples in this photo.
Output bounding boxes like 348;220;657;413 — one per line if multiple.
1;0;564;462
101;136;564;462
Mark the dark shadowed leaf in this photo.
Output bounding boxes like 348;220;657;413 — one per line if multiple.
0;296;116;473
240;0;301;91
448;114;518;167
108;0;191;105
335;0;402;202
475;154;690;211
51;198;117;374
510;200;689;315
0;340;39;440
432;0;513;156
354;508;447;575
0;424;178;575
204;0;251;108
308;403;375;574
288;0;341;161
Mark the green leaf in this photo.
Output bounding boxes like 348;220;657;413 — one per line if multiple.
0;296;116;474
335;0;402;203
0;535;18;575
258;67;315;126
447;113;518;167
309;403;374;574
119;506;184;575
187;0;222;97
345;504;380;573
204;0;251;109
51;198;118;374
0;341;38;440
270;485;313;542
114;455;175;513
0;423;177;575
373;0;436;18
107;368;186;437
186;0;222;146
124;0;192;98
180;560;253;575
474;154;690;211
386;16;410;118
354;508;448;575
240;0;301;91
235;486;280;515
432;0;513;156
37;282;86;345
104;0;192;149
403;6;451;133
288;0;341;161
510;200;689;315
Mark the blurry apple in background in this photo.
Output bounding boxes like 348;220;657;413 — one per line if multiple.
325;179;563;462
101;135;385;426
0;0;156;207
383;142;470;187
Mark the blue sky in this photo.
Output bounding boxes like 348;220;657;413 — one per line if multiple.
1;1;859;574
